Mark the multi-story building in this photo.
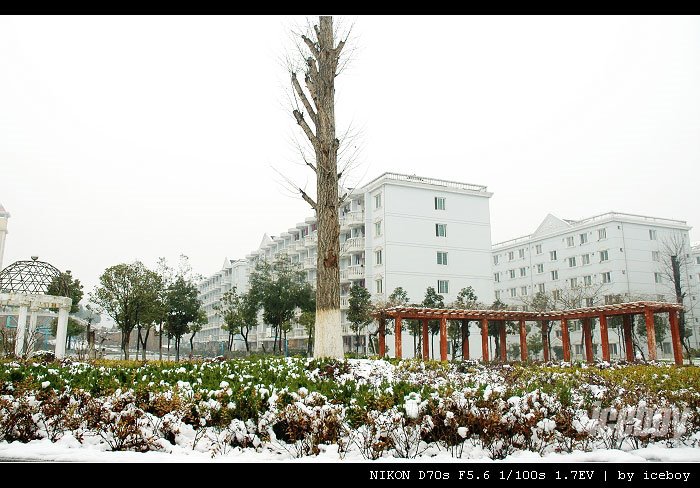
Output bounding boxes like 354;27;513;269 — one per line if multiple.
196;172;494;355
492;212;700;358
0;203;9;271
196;257;250;352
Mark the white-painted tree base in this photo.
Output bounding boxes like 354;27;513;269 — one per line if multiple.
313;308;344;359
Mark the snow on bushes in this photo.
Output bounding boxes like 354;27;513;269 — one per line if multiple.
0;357;698;459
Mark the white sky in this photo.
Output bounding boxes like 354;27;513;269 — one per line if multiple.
1;15;699;296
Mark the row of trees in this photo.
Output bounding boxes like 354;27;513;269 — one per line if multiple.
214;257;315;354
90;256;206;360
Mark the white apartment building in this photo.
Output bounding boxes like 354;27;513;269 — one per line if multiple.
196;257;249;351
492;212;700;359
196;172;494;355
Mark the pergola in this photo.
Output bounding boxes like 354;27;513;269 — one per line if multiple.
372;301;685;365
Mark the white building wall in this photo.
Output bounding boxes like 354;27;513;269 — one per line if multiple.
492;213;700;357
0;204;9;272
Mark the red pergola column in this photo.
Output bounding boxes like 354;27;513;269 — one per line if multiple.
644;309;657;361
669;309;683;366
440;317;448;361
481;318;489;362
519;319;527;361
623;314;634;361
462;320;470;360
582;318;594;364
499;321;507;362
560;318;571;362
395;316;403;359
599;315;610;362
422;319;429;360
378;317;386;357
542;321;550;362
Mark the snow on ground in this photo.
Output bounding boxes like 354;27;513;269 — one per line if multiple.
0;438;698;463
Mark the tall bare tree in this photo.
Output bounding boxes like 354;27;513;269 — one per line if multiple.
659;232;694;360
289;16;349;359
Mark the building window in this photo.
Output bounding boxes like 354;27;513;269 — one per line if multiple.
583;275;592;286
536;263;544;274
538;283;545;294
575;344;583;355
508;251;514;261
375;250;383;265
437;251;448;265
494;272;500;283
550;250;557;261
438;280;449;294
495;291;501;300
652;251;660;262
519;267;527;277
569;278;578;289
374;193;382;209
566;236;575;247
518;249;525;259
434;197;446;210
551;270;559;280
535;244;542;254
654;272;663;284
435;223;447;237
510;288;517;297
375;221;382;237
602;272;611;284
585;297;594;307
662;342;672;355
521;286;528;296
493;255;499;265
609;343;618;355
582;254;590;265
580;233;588;245
509;269;516;279
696;257;700;265
598;228;607;240
599;250;609;262
568;257;577;267
649;229;657;240
375;279;383;294
552;290;561;301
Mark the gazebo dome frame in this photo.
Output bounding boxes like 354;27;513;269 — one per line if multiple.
0;256;61;294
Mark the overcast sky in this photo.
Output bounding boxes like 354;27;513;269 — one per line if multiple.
1;15;699;297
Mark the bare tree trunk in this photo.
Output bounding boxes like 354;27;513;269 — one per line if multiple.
159;326;163;361
122;331;130;360
292;16;346;359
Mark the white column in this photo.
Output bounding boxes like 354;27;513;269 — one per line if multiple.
14;305;28;357
55;306;69;359
26;309;39;356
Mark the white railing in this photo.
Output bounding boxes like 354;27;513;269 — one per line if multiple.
362;172;488;193
340;296;349;308
340;211;364;227
303;257;316;269
304;234;318;246
340;266;365;281
341;236;365;254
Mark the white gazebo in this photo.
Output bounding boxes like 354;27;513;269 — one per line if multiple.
0;256;73;358
0;292;72;358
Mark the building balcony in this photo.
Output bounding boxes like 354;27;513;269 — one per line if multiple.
340;211;365;228
340;266;365;282
341;236;365;254
304;234;318;247
340;295;349;308
303;257;316;269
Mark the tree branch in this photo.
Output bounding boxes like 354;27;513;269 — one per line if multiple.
293;109;318;146
292;73;318;127
300;189;316;210
338;192;348;205
302;35;319;59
